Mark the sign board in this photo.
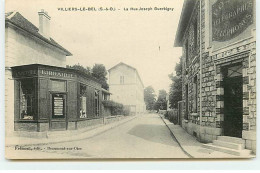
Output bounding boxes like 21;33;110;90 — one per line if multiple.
52;94;65;118
212;0;254;42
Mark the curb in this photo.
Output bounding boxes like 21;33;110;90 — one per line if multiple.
158;114;194;158
6;115;137;147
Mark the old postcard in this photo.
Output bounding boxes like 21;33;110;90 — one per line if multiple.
5;0;256;159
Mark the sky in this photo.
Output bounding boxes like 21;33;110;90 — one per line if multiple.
6;0;183;95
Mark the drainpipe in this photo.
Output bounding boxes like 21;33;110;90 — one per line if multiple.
199;0;203;141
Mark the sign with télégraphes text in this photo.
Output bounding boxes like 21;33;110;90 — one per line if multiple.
212;0;254;42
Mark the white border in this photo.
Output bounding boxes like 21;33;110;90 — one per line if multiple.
0;0;260;170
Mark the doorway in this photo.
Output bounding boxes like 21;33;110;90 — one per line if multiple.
223;64;243;138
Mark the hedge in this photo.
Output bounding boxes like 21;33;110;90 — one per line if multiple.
102;100;130;116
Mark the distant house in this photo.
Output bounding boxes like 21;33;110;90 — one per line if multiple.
108;62;146;114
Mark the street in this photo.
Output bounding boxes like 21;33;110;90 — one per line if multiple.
6;114;189;159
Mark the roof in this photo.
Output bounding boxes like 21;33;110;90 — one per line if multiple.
174;0;197;47
108;62;144;88
5;11;72;56
101;88;112;94
108;62;137;72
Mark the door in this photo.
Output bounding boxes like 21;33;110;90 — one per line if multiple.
50;93;67;131
223;64;243;138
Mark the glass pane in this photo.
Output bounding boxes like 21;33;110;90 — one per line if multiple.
80;96;87;118
20;79;35;120
227;65;243;77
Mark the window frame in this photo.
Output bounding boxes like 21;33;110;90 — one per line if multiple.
79;83;87;119
19;78;36;121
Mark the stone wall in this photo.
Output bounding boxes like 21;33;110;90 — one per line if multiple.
201;51;216;127
181;0;203;123
77;118;104;129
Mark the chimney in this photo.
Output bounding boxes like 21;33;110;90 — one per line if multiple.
38;9;51;39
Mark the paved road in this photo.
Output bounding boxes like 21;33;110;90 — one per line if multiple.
7;114;189;159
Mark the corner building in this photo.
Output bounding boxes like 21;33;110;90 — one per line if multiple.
5;10;104;134
174;0;256;153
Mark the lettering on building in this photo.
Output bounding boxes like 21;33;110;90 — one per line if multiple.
212;0;253;42
15;70;37;77
40;69;75;78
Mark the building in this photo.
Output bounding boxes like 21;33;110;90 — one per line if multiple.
5;10;104;133
11;64;103;132
108;62;146;114
174;0;256;154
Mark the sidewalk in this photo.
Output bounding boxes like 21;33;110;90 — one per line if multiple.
159;114;249;158
6;115;137;147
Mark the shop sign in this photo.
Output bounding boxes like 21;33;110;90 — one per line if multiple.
212;0;254;42
53;94;64;118
40;69;75;78
14;70;37;77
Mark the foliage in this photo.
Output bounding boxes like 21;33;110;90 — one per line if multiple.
66;63;109;90
102;100;130;116
164;110;179;124
66;64;92;77
154;89;167;111
92;64;109;90
168;57;183;109
144;86;156;110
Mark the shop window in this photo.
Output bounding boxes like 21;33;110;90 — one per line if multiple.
95;90;100;116
80;84;87;118
120;76;124;84
20;79;35;120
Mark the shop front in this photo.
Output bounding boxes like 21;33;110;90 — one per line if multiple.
11;64;103;132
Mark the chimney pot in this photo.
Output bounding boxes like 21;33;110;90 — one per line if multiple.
38;9;51;39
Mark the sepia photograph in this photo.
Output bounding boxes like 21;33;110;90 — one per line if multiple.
4;0;256;159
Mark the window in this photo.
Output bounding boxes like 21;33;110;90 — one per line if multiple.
193;76;198;113
80;84;87;118
194;19;198;52
94;90;100;116
185;84;189;120
20;79;35;120
120;76;124;84
185;41;189;67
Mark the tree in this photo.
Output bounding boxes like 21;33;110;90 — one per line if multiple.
154;89;167;111
66;63;109;90
168;57;182;109
144;86;156;110
66;64;92;77
92;64;109;90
